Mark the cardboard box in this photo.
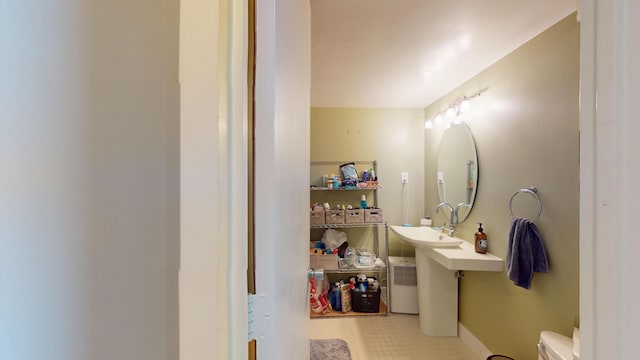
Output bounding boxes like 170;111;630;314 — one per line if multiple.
364;208;384;223
310;209;325;225
325;209;345;224
345;209;365;224
309;253;338;270
340;283;352;313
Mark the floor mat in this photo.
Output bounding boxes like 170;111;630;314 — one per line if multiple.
310;338;352;360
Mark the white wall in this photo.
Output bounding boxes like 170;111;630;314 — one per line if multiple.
1;2;179;359
254;0;311;359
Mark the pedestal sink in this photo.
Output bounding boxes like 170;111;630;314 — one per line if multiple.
390;225;503;337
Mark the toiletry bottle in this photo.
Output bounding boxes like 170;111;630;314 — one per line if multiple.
360;195;367;209
475;223;488;254
331;282;342;311
327;173;335;188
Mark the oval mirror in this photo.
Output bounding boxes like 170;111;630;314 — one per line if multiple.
436;123;478;223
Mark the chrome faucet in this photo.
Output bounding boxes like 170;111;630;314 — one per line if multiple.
435;202;455;235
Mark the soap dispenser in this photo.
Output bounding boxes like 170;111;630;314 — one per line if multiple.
475;223;488;254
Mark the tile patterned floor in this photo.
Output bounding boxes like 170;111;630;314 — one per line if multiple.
309;313;480;360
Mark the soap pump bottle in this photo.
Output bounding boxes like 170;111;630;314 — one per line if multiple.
360;195;367;209
475;222;488;254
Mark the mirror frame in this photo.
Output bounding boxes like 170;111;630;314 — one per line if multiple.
436;122;479;223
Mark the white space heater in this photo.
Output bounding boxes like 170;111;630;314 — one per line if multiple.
388;256;418;314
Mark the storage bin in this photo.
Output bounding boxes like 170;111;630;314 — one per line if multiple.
351;287;381;313
325;209;345;224
364;208;383;223
310;209;325;225
309;253;338;270
345;209;365;224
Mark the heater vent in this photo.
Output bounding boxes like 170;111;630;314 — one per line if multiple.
393;265;417;286
388;256;419;314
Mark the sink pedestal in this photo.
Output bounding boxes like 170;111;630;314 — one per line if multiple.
415;248;459;337
389;226;503;337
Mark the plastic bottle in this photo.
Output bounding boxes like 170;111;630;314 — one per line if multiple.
475;222;488;254
360;195;367;209
330;282;342;311
327;173;335;188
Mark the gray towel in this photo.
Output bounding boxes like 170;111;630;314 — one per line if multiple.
507;217;549;289
310;339;352;360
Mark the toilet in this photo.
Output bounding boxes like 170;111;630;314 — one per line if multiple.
537;328;580;360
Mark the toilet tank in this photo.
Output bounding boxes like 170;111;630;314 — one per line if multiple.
538;331;573;360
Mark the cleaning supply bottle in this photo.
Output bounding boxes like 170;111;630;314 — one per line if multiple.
330;282;342;311
475;222;488;254
360;195;367;209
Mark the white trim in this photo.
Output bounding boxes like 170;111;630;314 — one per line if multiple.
179;0;248;359
578;1;596;359
220;0;250;357
458;323;492;360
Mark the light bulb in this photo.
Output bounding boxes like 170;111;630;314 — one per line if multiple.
434;114;443;124
453;117;462;125
446;107;456;119
424;120;434;129
460;99;471;113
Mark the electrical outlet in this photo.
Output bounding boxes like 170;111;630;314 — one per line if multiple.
401;172;409;184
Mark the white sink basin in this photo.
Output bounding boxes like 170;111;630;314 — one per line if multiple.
390;225;463;249
429;241;504;272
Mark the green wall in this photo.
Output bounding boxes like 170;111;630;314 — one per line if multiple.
424;14;579;359
310;108;425;258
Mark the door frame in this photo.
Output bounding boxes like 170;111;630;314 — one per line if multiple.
579;0;640;358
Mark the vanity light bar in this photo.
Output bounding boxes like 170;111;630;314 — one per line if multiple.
424;91;481;129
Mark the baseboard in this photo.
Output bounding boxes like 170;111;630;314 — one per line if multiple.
458;323;492;360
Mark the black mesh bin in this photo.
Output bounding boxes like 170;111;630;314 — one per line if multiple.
351;287;381;313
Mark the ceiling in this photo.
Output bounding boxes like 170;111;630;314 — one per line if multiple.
311;0;577;108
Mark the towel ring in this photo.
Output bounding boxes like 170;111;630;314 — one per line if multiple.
509;187;542;221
